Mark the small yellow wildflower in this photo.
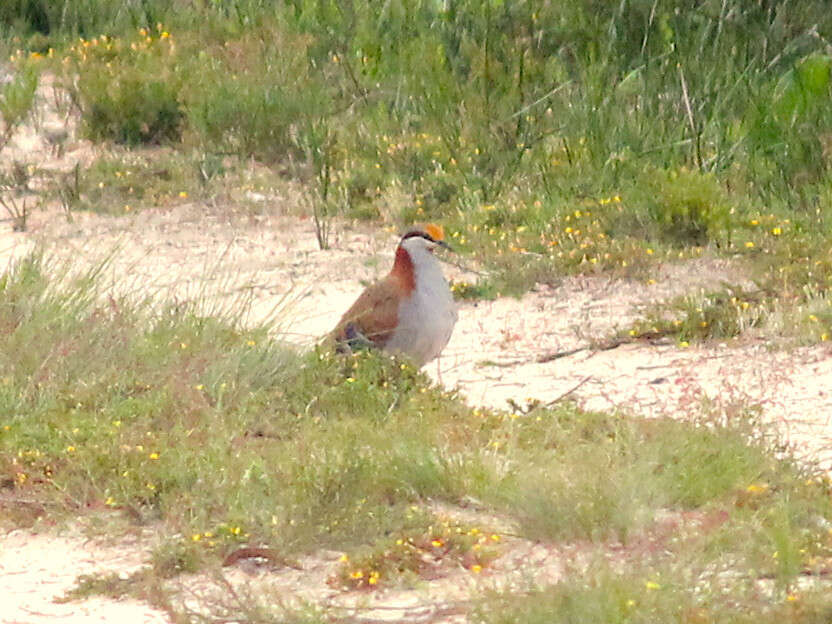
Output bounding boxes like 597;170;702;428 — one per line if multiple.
178;191;188;198
745;241;755;248
66;445;76;453
350;570;364;579
771;227;782;236
192;533;202;542
679;341;690;348
645;581;661;590
471;564;483;573
149;452;159;460
431;539;443;547
646;248;654;255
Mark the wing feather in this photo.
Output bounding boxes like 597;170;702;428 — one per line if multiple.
331;276;401;347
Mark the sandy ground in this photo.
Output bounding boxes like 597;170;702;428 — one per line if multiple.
1;71;831;623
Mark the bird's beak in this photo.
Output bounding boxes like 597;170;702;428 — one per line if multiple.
436;240;454;253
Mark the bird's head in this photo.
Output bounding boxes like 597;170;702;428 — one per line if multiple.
399;223;452;254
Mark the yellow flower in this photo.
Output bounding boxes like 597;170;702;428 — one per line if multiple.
745;241;754;248
178;191;188;198
645;248;654;255
350;569;364;579
471;564;483;573
431;539;443;547
339;554;349;562
66;445;76;453
645;581;661;590
771;226;782;236
191;533;202;542
149;452;159;460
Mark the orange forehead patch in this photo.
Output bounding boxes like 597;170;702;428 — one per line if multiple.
424;223;445;241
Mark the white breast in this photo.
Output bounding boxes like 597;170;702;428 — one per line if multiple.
385;246;458;367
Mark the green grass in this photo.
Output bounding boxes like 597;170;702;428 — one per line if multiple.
475;561;832;624
3;1;832;314
1;255;831;620
3;1;832;619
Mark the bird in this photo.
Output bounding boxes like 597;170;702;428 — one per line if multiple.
329;223;458;368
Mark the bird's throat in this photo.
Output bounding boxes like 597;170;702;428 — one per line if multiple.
391;246;416;295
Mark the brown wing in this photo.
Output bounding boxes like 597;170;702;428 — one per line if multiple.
331;276;401;347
